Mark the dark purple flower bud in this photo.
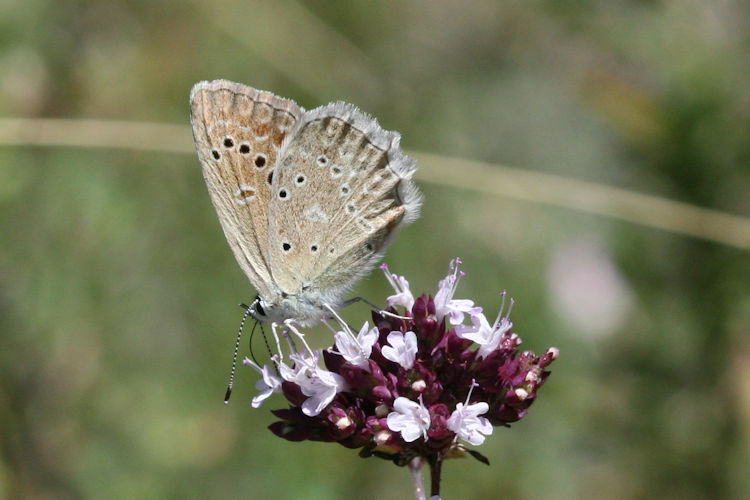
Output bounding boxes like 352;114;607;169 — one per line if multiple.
426;403;454;447
271;407;307;423
371;385;392;401
411;295;430;322
445;329;473;358
269;420;315;441
339;363;375;393
326;404;361;440
368;360;388;384
322;348;345;372
366;416;401;450
269;407;326;441
280;381;307;406
539;347;560;368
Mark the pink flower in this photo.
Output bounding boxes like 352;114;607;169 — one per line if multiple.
381;330;418;369
434;258;482;325
386;396;431;442
455;291;515;359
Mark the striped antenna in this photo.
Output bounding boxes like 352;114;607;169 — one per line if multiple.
224;299;257;404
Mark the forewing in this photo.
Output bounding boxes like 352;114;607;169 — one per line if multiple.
267;102;421;298
190;80;303;296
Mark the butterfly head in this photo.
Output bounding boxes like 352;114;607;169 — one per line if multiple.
247;289;341;327
247;295;269;322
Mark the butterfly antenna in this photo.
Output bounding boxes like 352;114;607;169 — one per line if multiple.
246;320;262;366
259;322;274;360
224;301;256;404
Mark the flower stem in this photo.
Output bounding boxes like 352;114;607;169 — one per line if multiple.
428;453;443;497
409;457;426;500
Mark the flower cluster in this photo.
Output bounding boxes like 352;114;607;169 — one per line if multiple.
245;259;558;466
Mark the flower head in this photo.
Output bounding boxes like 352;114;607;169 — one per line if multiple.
254;258;557;471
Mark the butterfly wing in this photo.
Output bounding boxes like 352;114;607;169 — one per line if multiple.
266;102;421;304
190;80;303;298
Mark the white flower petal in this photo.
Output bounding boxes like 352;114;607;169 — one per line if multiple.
386;396;431;442
382;331;418;369
447;401;493;446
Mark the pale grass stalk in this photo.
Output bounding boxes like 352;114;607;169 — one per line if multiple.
2;117;749;251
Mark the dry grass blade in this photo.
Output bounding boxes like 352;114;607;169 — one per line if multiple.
0;118;193;154
2;117;749;251
414;152;750;251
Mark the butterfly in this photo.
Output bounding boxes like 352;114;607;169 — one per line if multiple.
190;80;421;327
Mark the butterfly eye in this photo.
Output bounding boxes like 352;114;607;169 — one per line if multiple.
278;188;289;200
345;202;357;215
339;183;350;196
282;241;292;253
316;155;328;166
223;136;235;148
254;154;267;168
238;143;251;155
254;301;266;317
211;149;221;160
310;244;319;253
295;174;307;186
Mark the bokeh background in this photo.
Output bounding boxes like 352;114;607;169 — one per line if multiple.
2;1;750;499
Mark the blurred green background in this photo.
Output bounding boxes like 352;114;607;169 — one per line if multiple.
2;1;750;499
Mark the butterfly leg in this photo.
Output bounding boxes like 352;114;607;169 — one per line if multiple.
323;304;354;334
342;296;411;320
269;322;287;363
283;319;315;357
323;304;372;357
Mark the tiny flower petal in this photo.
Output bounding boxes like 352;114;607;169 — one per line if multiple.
447;401;493;446
381;263;415;310
278;351;347;416
333;321;379;369
381;330;418;369
434;259;481;325
387;396;431;442
243;358;283;408
304;370;346;416
454;294;514;359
